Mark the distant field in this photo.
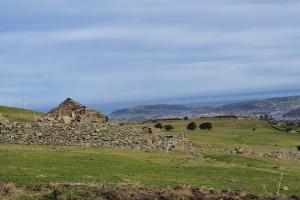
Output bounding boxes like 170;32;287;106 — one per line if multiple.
0;105;43;123
0;117;300;195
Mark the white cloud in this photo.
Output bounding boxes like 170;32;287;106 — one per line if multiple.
1;26;299;49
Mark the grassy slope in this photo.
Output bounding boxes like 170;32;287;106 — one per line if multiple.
0;118;299;195
133;118;300;152
0;105;43;123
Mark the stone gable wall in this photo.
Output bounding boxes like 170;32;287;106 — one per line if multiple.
41;98;108;124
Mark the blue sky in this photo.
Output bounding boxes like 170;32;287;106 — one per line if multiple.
0;0;300;109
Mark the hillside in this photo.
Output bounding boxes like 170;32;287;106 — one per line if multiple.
0;105;43;123
111;104;190;121
111;95;300;122
217;95;300;113
284;107;300;118
1;117;300;197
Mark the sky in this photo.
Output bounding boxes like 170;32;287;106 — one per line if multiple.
0;0;300;110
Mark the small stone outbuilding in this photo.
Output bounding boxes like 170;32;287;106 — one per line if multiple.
41;98;108;124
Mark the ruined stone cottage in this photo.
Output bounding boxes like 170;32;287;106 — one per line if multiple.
40;98;108;124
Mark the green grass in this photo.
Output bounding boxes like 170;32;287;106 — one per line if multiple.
0;105;43;123
0;145;299;195
135;118;300;152
0;117;300;195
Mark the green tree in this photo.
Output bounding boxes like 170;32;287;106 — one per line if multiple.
163;124;174;131
154;122;163;129
186;122;197;131
199;122;212;130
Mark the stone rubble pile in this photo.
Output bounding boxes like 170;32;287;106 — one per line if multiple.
230;146;251;154
228;146;300;161
0;121;192;151
264;150;300;160
210;145;300;161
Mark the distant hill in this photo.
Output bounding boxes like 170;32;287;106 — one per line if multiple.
217;95;300;111
0;105;43;123
112;104;188;115
111;104;189;122
283;108;300;118
111;95;300;122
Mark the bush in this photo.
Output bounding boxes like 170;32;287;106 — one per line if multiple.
163;124;174;131
184;117;189;120
297;145;300;151
154;123;163;129
199;122;212;130
286;127;293;132
186;122;197;131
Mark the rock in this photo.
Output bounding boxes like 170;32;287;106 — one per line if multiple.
231;147;244;154
142;126;153;134
62;116;72;124
281;186;289;191
264;150;300;161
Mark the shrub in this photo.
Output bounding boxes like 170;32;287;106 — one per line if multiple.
297;145;300;151
199;122;212;130
154;123;163;129
186;122;197;131
184;117;189;120
286;127;293;132
163;124;174;131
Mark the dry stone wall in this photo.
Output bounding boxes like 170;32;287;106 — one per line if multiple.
0;121;192;151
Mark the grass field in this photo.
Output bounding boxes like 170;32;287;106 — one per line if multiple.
0;105;43;123
0;117;300;195
130;118;300;152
